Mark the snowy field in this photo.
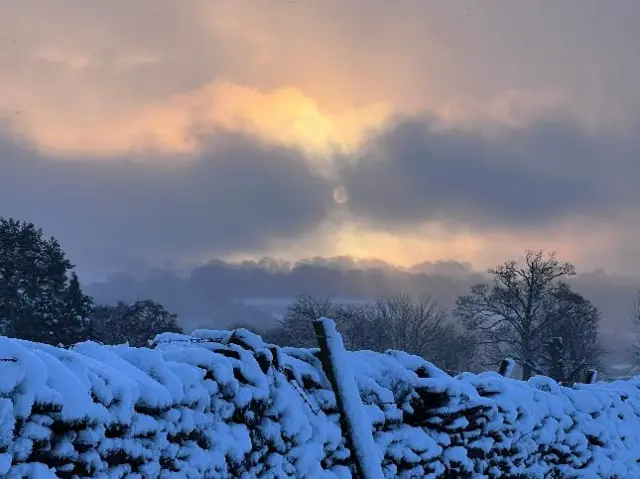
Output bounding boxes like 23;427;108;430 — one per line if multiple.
1;328;640;478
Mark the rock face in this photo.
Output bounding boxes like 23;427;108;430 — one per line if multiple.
0;328;639;478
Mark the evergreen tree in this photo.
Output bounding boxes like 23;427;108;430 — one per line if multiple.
58;272;94;345
0;217;92;344
540;284;604;383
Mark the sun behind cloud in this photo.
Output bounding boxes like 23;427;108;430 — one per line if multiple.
202;83;390;159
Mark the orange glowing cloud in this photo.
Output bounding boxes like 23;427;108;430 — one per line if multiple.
184;82;390;159
246;215;618;274
5;80;390;161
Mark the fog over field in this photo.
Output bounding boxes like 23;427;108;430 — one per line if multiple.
85;257;640;370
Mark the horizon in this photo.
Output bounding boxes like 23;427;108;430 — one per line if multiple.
89;254;640;284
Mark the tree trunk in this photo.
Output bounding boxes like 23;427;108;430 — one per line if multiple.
522;330;532;380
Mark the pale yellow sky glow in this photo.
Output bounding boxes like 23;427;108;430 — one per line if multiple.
6;80;391;159
1;0;639;277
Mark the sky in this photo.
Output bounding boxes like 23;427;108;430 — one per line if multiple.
2;0;640;281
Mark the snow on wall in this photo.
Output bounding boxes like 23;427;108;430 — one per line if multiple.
1;329;640;477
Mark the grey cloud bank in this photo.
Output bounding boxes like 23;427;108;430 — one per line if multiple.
0;129;334;278
340;115;628;231
3;107;640;278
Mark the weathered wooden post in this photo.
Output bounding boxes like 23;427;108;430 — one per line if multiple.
313;318;384;479
498;358;515;378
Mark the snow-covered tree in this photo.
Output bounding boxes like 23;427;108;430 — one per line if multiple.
0;217;92;344
454;250;601;380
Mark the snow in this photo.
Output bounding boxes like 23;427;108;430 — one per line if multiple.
2;327;640;476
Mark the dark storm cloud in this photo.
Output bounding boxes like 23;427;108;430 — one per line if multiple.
0;129;334;276
340;114;633;230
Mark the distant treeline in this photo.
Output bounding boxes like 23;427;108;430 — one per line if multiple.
0;217;633;381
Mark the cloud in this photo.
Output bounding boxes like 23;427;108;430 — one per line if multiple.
0;128;334;278
339;113;629;231
7;81;389;159
7;1;640;161
4;0;640;278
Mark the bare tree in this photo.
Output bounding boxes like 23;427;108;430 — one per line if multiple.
366;294;447;358
266;295;334;347
454;250;578;380
271;294;477;373
333;302;373;351
434;324;479;375
267;295;373;350
366;295;479;373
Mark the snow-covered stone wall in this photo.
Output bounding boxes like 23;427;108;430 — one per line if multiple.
0;328;639;478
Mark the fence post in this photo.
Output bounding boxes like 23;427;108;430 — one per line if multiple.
498;358;515;378
313;318;384;479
